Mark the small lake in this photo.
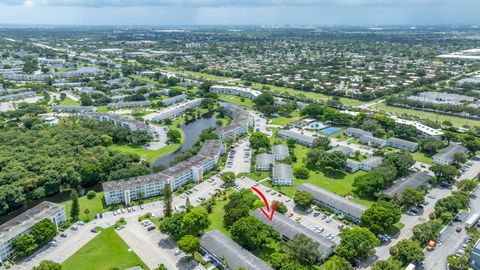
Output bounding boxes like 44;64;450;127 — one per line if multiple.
151;114;220;167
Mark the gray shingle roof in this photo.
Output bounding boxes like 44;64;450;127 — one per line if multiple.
278;130;315;144
251;209;334;258
256;153;275;166
359;135;386;146
362;156;383;167
297;183;367;220
432;143;468;163
200;230;273;270
272;145;289;157
272;164;293;179
328;146;353;156
386;137;419;149
346;128;372;137
384;172;431;196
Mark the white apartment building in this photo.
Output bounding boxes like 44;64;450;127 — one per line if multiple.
210;85;262;100
0;202;66;261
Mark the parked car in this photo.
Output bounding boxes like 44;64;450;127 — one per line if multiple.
147;225;156;231
174;249;182;255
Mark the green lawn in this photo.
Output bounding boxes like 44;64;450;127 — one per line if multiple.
270;116;297;126
206;197;231;237
218;94;254;107
64;192;106;222
62;227;147;270
59;97;80;106
375;103;480;128
261;144;374;207
96;105;109;112
412;151;433;165
109;143;180;163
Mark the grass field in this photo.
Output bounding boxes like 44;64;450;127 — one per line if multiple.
270;116;297;126
218;94;254;107
261;144;374;207
109;143;180;163
96;105;109;112
59;97;80;106
64;192;106;222
62;227;147;270
206;197;231;237
412;151;433;165
375;103;480;128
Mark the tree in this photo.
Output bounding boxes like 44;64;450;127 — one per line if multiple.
70;189;80;221
275;201;288;214
384;152;415;177
80;92;93;106
163;183;173;217
389;239;424;265
181;208;210;236
361;201;401;234
353;172;385;197
412;220;443;245
322;256;352;270
84;208;90;221
155;265;168;270
231;216;279;251
293;191;314;210
286;233;321;264
335;228;380;261
372;258;403;270
453;152;467;166
457;179;477;192
323;151;347;171
185;197;192;213
430;164;459;185
254;92;275;107
86;190;96;199
224;204;250;228
33;260;62;270
221;172;236;187
313;136;330;148
249;132;270;150
294;167;310;179
393;124;418;140
301;104;324;119
159;212;185;239
286;138;297;148
13;233;38;257
167;129;181;144
177;235;200;257
399;188;425;208
420;138;444;155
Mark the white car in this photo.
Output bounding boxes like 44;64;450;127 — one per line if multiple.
174;249;182;255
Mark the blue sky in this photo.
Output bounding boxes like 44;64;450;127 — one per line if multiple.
0;0;479;26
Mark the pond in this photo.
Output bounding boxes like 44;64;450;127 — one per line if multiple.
152;114;220;167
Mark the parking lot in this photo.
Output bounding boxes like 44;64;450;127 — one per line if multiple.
224;139;251;175
459;159;480;180
236;177;343;243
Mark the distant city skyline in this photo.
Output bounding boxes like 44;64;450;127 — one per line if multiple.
0;0;479;26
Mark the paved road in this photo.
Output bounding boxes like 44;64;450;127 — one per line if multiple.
236;177;343;243
224;139;251;175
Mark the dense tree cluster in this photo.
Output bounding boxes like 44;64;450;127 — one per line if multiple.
13;219;56;257
159;208;210;240
0;119;150;215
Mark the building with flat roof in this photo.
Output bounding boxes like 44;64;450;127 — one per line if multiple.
0;91;36;102
272;164;294;186
251;209;335;260
384;172;431;196
200;230;273;270
345;128;372;138
471;239;480;270
215;103;252;141
272;145;289;161
277;129;316;147
256;153;275;171
85;113;149;132
107;101;150;109
328;146;354;157
162;94;187;106
54;105;97;113
432;143;469;165
210;85;262;100
103;140;223;205
297;183;367;223
359;135;386;148
0;202;66;261
386;138;419;152
392;117;443;139
408;92;474;105
151;99;202;122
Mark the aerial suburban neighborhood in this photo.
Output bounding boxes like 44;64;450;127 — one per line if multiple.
0;1;480;270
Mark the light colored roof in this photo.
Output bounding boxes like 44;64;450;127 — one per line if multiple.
432;143;468;162
328;146;353;156
200;230;273;270
256;153;274;166
0;202;64;243
359;135;386;145
297;183;367;220
251;209;334;257
384;172;431;196
386;137;419;149
273;164;293;179
362;156;383;167
272;145;289;157
346;128;372;137
278;129;315;144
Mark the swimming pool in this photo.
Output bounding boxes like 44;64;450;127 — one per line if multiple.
321;127;343;135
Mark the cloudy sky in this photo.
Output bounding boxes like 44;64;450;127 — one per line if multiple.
0;0;479;26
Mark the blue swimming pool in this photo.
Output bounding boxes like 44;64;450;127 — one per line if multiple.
321;127;343;135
